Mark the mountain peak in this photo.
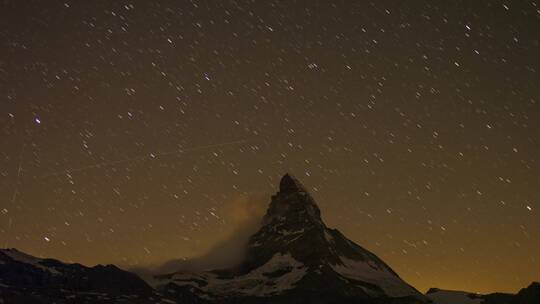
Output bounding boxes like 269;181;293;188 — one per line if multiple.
279;173;306;193
262;173;322;227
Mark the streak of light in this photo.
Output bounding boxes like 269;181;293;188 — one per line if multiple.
39;139;250;178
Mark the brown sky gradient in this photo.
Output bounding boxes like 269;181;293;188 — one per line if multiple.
1;0;539;294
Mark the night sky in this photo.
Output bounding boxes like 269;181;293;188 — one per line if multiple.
1;0;539;294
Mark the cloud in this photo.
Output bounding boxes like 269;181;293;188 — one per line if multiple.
222;192;269;230
134;193;269;279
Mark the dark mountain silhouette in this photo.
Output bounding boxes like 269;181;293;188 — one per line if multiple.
426;282;540;304
0;248;162;303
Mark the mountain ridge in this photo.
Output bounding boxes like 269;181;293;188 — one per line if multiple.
0;247;165;303
426;282;540;304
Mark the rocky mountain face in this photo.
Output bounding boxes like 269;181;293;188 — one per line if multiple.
155;174;428;304
0;248;165;304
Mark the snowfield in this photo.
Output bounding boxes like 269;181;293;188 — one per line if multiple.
168;253;307;297
331;256;419;297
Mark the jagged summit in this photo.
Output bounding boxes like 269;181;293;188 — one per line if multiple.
262;173;322;227
279;173;307;193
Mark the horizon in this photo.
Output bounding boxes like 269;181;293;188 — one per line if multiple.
1;0;539;297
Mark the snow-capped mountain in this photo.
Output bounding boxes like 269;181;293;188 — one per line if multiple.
0;248;166;303
155;174;428;303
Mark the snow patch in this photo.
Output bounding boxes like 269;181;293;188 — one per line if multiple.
167;253;307;297
324;230;334;243
331;256;417;297
278;228;304;236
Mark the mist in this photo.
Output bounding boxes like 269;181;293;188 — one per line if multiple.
132;193;270;280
